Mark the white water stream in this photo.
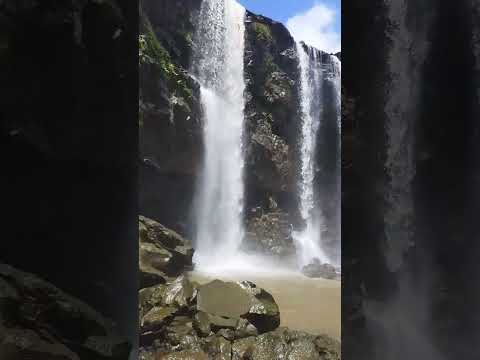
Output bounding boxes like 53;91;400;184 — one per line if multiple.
192;0;247;268
294;43;341;267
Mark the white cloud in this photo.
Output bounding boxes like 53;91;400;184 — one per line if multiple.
286;3;341;53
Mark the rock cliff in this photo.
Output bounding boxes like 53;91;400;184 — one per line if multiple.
139;0;340;261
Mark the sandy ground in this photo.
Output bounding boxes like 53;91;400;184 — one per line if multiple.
189;272;341;340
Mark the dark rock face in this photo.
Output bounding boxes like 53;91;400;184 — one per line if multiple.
243;12;302;236
0;263;131;359
139;0;203;234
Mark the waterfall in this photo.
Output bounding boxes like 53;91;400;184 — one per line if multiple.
294;43;330;267
191;0;246;265
325;53;342;266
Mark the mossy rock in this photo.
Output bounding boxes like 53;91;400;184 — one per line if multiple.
141;306;176;331
158;350;209;360
252;22;273;43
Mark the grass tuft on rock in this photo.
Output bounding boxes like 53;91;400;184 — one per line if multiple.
253;22;273;43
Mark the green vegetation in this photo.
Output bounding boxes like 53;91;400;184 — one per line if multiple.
253;22;273;43
139;26;176;79
139;22;193;101
265;54;281;74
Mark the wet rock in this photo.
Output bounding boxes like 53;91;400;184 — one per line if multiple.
265;71;295;106
216;328;235;341
314;335;341;360
159;349;209;360
208;315;239;331
301;259;340;280
140;284;167;320
163;275;197;308
197;280;251;318
139;242;170;288
247;114;292;193
165;315;196;344
232;336;256;360
232;328;340;360
234;318;259;339
193;312;212;337
197;280;280;334
244;209;295;258
142;306;176;331
237;281;280;333
139;216;194;287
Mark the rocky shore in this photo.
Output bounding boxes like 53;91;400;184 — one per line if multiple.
139;216;340;359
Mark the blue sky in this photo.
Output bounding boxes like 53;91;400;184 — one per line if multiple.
238;0;341;52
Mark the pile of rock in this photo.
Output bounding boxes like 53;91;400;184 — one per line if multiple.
0;263;131;359
139;215;194;288
301;259;341;281
139;216;341;359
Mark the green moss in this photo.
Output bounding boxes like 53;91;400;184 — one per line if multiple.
253;22;273;43
139;17;194;105
139;23;177;79
265;54;281;74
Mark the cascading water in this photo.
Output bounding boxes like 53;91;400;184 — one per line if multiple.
294;43;329;267
323;53;342;267
191;0;246;266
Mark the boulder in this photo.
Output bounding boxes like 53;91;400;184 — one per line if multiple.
301;259;340;280
197;280;280;334
140;284;168;320
232;328;340;360
231;337;256;360
163;276;197;308
139;216;194;288
157;349;209;360
140;276;197;334
142;306;177;331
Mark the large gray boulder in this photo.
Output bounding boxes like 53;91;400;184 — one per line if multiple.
140;275;197;336
197;280;280;334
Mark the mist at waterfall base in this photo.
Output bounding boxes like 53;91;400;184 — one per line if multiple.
190;0;340;277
